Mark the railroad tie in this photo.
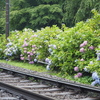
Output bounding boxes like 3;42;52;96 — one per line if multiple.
42;91;76;96
33;88;63;92
17;84;50;89
0;97;17;100
79;98;100;100
20;79;31;83
0;75;13;78
64;98;100;100
9;82;39;86
0;73;7;76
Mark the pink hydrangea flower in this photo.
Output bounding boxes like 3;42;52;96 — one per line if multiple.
80;43;85;47
83;41;88;45
32;34;37;37
74;67;79;71
32;45;36;48
24;51;27;53
20;54;23;57
74;75;78;78
29;61;34;64
80;48;85;52
27;52;30;54
24;48;27;50
89;46;94;50
22;43;28;47
32;49;35;51
20;57;24;60
28;55;30;57
30;52;33;56
80;58;84;61
28;56;32;61
77;72;82;77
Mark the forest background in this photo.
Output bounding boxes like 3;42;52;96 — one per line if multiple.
0;0;100;34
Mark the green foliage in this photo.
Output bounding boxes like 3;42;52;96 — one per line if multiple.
10;0;30;10
0;17;5;34
1;0;100;33
63;0;81;26
0;10;100;78
63;0;100;27
0;0;5;12
0;34;7;59
49;10;100;74
30;4;63;30
9;1;63;31
10;8;30;30
75;0;100;23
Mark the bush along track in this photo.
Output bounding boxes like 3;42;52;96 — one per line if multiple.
0;9;100;86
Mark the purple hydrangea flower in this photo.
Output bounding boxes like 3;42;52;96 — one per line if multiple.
30;52;33;56
27;52;30;54
29;61;34;64
32;45;36;48
74;75;78;78
80;58;84;61
83;41;88;45
89;46;94;50
24;48;27;50
80;48;85;52
20;57;24;60
20;54;23;57
45;58;50;63
24;51;27;53
80;43;85;47
74;67;79;72
32;49;35;51
77;72;82;77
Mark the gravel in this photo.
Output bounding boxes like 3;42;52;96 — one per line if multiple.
0;62;96;87
0;62;72;82
0;62;100;99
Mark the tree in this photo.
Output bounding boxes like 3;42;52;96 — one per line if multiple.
0;0;100;34
10;0;63;31
75;0;100;23
29;4;63;30
0;0;5;34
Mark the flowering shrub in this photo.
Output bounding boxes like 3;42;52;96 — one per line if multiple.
84;45;100;74
0;10;100;80
49;9;100;75
3;41;20;60
0;34;7;59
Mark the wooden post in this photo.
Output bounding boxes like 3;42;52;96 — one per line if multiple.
6;0;9;39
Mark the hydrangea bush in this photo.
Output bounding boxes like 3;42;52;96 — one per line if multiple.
49;9;100;75
0;34;6;59
0;10;100;81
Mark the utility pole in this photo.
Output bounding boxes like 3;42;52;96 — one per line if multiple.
6;0;9;39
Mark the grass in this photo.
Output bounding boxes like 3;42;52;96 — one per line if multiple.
0;60;93;85
0;60;48;72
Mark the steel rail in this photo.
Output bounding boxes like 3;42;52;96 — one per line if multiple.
0;82;54;100
0;66;100;94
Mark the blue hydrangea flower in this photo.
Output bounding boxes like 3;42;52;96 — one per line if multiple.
46;65;50;70
91;79;100;86
91;72;100;86
92;72;99;80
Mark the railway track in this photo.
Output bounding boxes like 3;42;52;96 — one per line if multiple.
0;63;100;100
